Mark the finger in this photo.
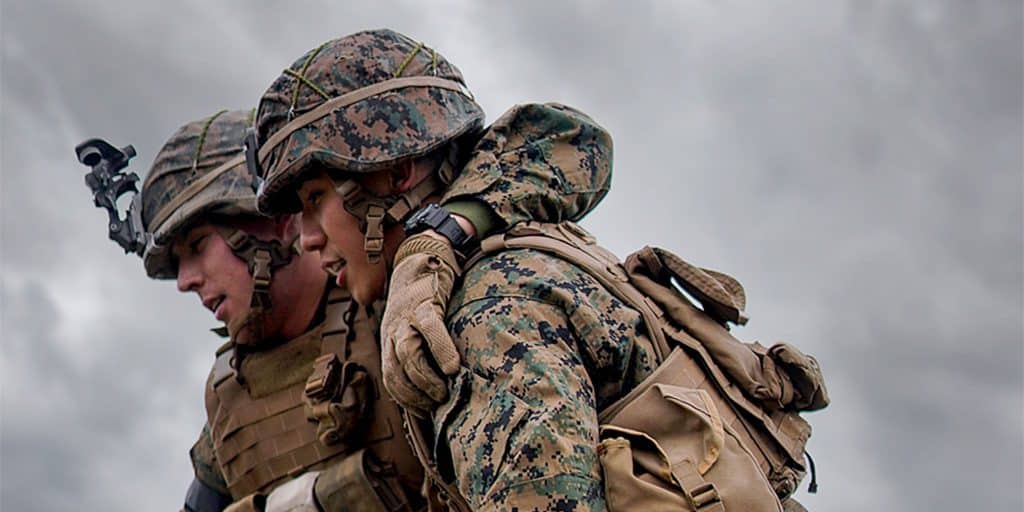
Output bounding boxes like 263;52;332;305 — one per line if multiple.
381;330;434;415
413;304;461;376
395;324;449;403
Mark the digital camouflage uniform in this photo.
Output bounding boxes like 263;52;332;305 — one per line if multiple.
430;106;644;511
246;30;628;512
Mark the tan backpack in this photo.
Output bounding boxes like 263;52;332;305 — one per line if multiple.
463;221;830;511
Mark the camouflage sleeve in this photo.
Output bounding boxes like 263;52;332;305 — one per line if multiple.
434;249;657;511
190;424;231;498
440;103;613;233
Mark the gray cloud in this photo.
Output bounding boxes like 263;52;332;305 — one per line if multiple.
2;1;1020;510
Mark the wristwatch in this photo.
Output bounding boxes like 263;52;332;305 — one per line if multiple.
404;203;479;258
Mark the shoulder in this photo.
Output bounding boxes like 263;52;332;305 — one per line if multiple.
190;424;229;493
442;102;612;200
450;248;632;321
205;341;235;389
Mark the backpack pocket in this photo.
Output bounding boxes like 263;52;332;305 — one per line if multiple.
599;380;782;511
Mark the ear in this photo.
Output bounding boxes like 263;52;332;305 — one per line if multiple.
275;214;299;239
389;159;419;194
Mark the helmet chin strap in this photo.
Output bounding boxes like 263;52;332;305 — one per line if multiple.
332;147;458;264
214;227;299;348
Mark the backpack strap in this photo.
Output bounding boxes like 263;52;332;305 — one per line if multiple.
472;221;673;362
402;412;473;512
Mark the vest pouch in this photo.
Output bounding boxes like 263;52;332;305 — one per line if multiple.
599;358;781;511
304;355;371;447
315;449;412;512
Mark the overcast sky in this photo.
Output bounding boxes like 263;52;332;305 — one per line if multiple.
2;1;1021;510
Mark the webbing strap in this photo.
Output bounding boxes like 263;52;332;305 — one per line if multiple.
402;411;472;512
228;438;346;497
219;406;314;468
475;222;672;362
675;464;725;512
149;154;246;233
257;76;470;169
384;173;444;224
214;386;307;438
320;287;352;357
334;172;445;264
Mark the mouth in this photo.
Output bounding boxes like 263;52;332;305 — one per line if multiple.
322;258;348;288
321;258;347;277
203;295;226;317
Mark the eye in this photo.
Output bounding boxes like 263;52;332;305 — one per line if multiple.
189;234;209;254
305;189;324;206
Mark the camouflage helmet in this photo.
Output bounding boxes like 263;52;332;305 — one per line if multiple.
140;109;259;278
249;28;485;216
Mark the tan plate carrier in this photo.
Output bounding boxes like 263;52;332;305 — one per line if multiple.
205;287;422;509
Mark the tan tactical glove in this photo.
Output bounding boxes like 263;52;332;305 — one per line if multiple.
381;233;462;417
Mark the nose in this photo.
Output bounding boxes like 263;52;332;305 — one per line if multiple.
299;212;326;254
176;256;203;293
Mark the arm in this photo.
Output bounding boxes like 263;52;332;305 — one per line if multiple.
382;103;614;415
183;426;232;512
440;296;604;510
434;249;655;510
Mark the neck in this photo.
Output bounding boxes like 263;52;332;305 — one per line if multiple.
275;252;329;340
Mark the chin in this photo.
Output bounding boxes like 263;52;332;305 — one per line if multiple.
350;288;373;306
350;280;386;306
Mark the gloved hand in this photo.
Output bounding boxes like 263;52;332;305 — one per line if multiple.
381;233;462;417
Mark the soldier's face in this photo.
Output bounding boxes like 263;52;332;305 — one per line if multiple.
296;172;396;305
172;223;255;327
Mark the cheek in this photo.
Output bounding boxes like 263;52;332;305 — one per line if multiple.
210;245;253;298
326;208;365;255
351;258;389;304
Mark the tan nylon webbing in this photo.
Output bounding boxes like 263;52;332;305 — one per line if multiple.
217;405;311;464
320;287;352;356
256;76;470;168
215;385;306;438
228;439;345;496
223;420;321;476
149;154;246;233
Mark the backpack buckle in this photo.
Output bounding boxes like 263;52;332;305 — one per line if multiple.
688;482;724;512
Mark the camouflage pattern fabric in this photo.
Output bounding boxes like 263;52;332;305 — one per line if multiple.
253;28;485;215
440;102;612;229
436;249;660;511
141;109;258;278
251;28;613;230
190;425;231;498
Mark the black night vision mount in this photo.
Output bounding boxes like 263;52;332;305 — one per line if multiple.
75;138;147;255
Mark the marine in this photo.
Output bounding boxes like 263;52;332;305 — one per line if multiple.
76;55;610;512
246;28;830;512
